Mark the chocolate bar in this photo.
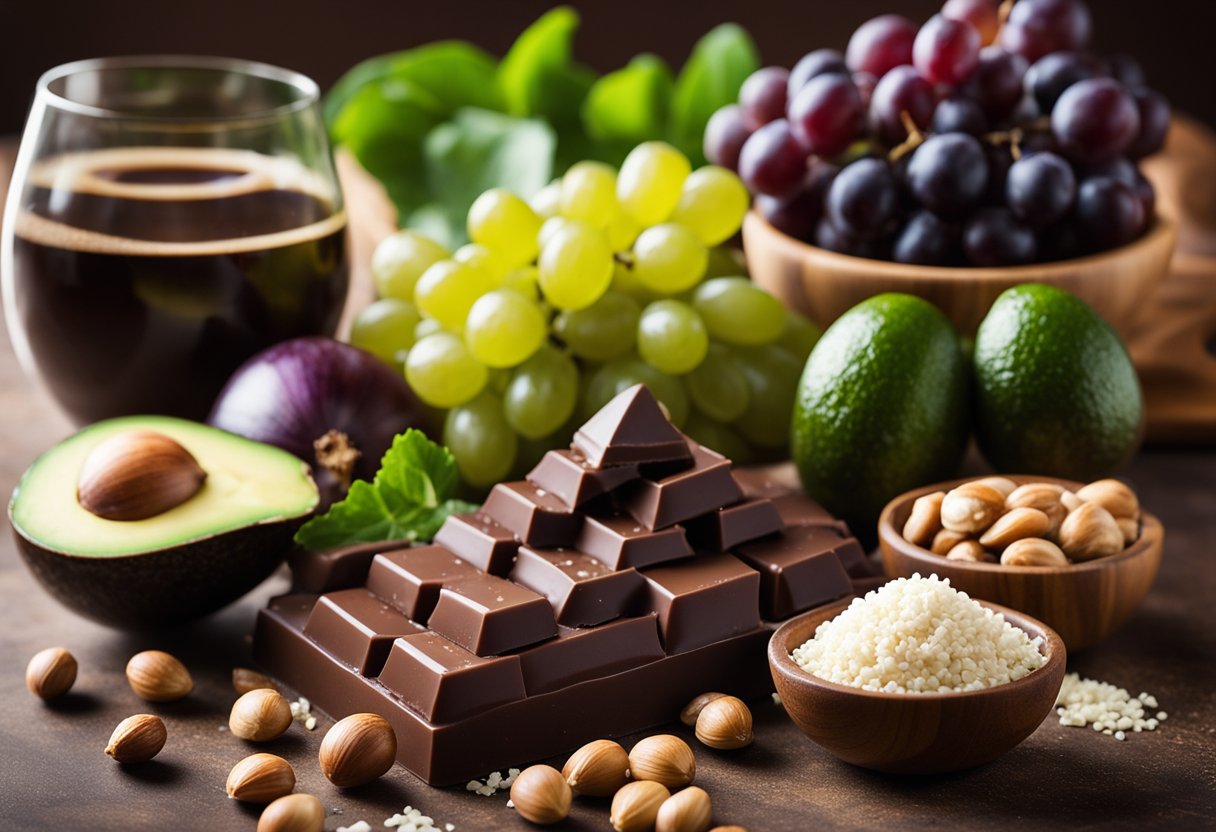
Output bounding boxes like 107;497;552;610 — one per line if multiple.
509;546;644;626
734;526;855;619
427;574;557;657
365;546;477;623
302;589;423;675
683;498;783;551
639;553;761;654
574;514;693;570
377;632;526;723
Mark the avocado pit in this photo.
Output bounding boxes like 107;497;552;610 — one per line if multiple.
77;429;207;521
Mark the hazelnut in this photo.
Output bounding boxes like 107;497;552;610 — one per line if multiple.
562;739;630;797
318;713;396;788
628;734;696;789
978;507;1051;550
76;429;206;521
1006;483;1067;535
1117;516;1140;545
930;529;970;555
26;647;77;700
972;476;1017;498
611;780;671;832
656;786;713;832
230;689;293;742
709;828;749;832
694;696;753;750
1060;490;1084;512
126;650;192;702
105;714;167;763
257;793;325;832
1001;538;1069;567
946;540;989;562
940;483;1005;533
1076;479;1139;520
902;491;945;546
233;667;278;695
510;764;571;825
1058;502;1124;561
680;691;728;727
226;753;296;802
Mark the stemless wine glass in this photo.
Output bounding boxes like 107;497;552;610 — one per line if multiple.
1;56;349;423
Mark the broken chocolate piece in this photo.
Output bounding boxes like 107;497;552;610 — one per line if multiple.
511;615;664;695
639;553;761;654
433;512;520;575
683;498;783;551
572;384;692;467
365;546;477;623
771;494;851;535
620;443;742;530
575;514;694;570
302;589;422;675
526;449;639;508
482;481;582;548
427;573;557;657
734;526;855;619
509;546;644;626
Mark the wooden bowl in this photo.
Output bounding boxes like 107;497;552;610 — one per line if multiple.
769;597;1065;775
743;210;1178;338
878;476;1164;651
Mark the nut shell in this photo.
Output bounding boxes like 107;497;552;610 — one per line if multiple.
26;646;77;700
680;691;728;727
105;714;167;763
628;734;695;789
656;785;713;832
126;650;192;702
611;780;671;832
510;764;571;825
226;753;296;802
1058;502;1124;561
902;491;945;546
1000;538;1068;567
257;793;325;832
940;483;1005;533
694;696;753;750
318;713;396;788
230;688;293;742
978;507;1051;550
233;667;279;695
562;739;630;796
77;429;206;521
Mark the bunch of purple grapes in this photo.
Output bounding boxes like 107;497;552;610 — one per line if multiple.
705;0;1170;266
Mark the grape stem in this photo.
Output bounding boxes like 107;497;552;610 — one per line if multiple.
314;429;361;491
984;117;1049;162
613;251;636;269
998;0;1016;27
888;111;927;162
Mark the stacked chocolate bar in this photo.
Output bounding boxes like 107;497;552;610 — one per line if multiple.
257;385;876;785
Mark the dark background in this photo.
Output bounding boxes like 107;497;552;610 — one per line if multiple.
1;0;1213;133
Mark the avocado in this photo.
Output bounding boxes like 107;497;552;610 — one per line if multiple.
10;416;319;628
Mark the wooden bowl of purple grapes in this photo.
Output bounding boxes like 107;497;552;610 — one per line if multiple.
712;0;1177;337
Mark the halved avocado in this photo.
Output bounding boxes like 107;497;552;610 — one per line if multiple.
9;416;319;629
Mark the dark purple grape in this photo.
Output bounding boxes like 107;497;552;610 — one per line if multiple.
913;14;981;86
893;211;960;265
1024;51;1104;113
789;74;864;157
739;66;791;128
870;65;936;144
963;208;1037;265
1126;89;1170;159
1077;157;1138;188
983;143;1014;204
999;0;1093;63
1020;130;1061;156
906;132;988;216
789;49;849;97
942;0;1001;45
814;218;891;259
703;104;753;171
759;161;839;241
964;47;1029;122
826;158;899;239
1107;54;1147;89
1038;221;1086;261
853;72;878;110
932;97;987;136
1074;176;1146;249
1051;79;1141;164
1006;96;1042;127
1006;152;1076;226
846;14;917;79
737;119;808;198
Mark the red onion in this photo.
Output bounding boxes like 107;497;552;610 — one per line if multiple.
208;337;430;506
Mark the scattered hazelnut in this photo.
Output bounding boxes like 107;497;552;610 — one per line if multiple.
946;540;989;562
611;780;671;832
105;714;167;763
510;764;572;825
902;491;945;546
1060;490;1084;512
233;667;278;695
230;688;293;742
1000;538;1069;567
1006;483;1067;535
1117;516;1140;545
978;507;1051;550
628;734;695;789
930;529;969;555
26;646;77;701
318;713;396;788
126;650;192;702
709;827;749;832
1076;479;1139;520
694;696;753;750
1058;502;1124;561
940;483;1005;534
76;429;206;521
562;739;630;797
680;691;728;727
257;793;325;832
972;476;1017;498
226;752;296;802
656;785;713;832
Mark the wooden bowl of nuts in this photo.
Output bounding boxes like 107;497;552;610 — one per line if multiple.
878;475;1163;651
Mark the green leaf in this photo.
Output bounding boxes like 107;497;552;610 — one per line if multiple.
498;6;590;125
669;23;760;164
583;55;673;144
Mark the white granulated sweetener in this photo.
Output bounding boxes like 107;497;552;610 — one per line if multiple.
791;573;1044;693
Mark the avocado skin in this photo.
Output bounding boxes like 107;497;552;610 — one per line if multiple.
12;517;305;629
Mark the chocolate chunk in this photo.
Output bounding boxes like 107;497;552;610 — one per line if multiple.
482;481;582;548
732;467;801;499
289;541;391;593
575;514;694;570
833;536;877;578
639;553;761;654
526;449;640;508
511;615;664;695
852;575;889;595
683;498;783;551
620;443;743;530
734;526;854;620
771;494;851;535
377;632;526;723
572;384;692;467
427;573;557;657
433;512;520;575
365;546;477;623
303;589;423;675
509;546;644;626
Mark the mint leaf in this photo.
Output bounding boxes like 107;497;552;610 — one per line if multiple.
669;24;760;164
294;430;477;551
583;55;673;144
498;6;580;119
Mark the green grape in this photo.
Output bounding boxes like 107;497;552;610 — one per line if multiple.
560;161;618;228
553;290;640;362
617;141;691;226
504;344;579;439
581;355;689;427
350;298;420;366
467;188;541;268
502;265;540;300
529;180;562;220
704;245;747;279
371;230;449;301
670;166;750;246
606;208;641;251
444;391;517;488
684;343;750;422
414;317;444;340
730;343;803;449
464;288;547;369
538;216;569;250
637;300;708;375
683;409;755;465
692;277;786;346
453;243;510;282
610;260;648;299
413;259;495;332
405;332;488;408
487;367;511;395
537;221;613;310
778;310;822;362
631;223;708;295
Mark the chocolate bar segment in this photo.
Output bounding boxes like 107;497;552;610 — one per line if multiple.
511;615;664;695
365;546;477;623
572;384;692;467
289;541;392;593
303;589;422;675
509;546;644;626
432;512;520;575
377;632;526;723
732;467;800;500
734;526;854;619
427;573;557;657
482;481;582;548
639;553;761;654
683;498;783;551
526;449;639;508
771;494;851;535
621;443;743;530
575;514;693;570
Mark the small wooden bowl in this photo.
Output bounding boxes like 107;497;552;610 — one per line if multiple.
743;210;1178;338
878;476;1164;651
769;597;1065;775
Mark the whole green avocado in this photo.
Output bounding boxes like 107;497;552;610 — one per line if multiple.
792;293;970;538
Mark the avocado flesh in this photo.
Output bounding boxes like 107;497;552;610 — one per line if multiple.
11;415;319;557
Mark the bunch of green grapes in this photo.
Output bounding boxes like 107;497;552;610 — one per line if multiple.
352;141;821;488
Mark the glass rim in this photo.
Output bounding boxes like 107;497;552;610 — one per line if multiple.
34;54;320;124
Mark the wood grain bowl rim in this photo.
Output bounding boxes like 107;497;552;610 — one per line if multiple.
877;475;1164;576
768;596;1066;703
